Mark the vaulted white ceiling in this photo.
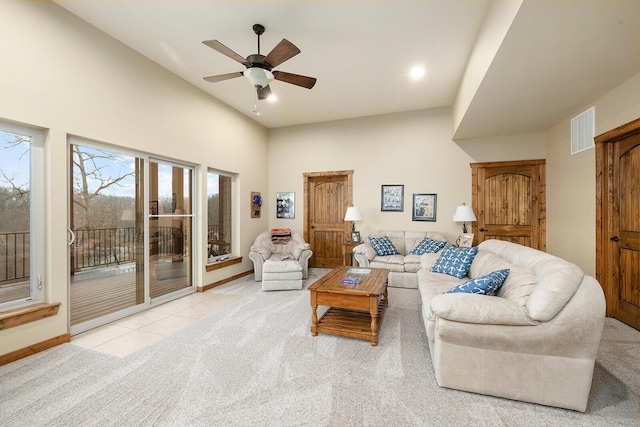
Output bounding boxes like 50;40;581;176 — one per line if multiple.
54;1;638;138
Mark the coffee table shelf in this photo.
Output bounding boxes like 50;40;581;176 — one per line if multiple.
316;298;386;342
309;266;389;346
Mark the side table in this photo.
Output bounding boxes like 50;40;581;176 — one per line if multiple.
342;241;361;266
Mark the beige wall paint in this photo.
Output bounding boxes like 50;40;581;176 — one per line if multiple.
546;73;639;276
452;0;523;133
0;2;268;356
268;108;545;242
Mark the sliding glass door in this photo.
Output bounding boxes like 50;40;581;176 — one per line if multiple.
69;143;145;327
69;141;194;333
148;160;193;299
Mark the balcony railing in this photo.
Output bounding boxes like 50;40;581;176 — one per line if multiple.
0;231;29;286
1;225;227;287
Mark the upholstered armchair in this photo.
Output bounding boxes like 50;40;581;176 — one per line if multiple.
249;230;312;291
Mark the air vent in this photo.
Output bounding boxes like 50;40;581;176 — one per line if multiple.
571;106;595;155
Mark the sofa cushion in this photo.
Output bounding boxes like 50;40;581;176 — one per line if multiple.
368;235;401;256
409;237;447;255
429;293;537;326
431;246;478;279
403;254;422;273
469;250;538;306
478;240;584;321
371;256;406;272
269;253;294;262
443;269;510;295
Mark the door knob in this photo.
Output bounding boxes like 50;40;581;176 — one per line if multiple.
610;236;620;242
479;228;485;232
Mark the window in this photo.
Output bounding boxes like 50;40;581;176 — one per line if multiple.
0;122;44;308
207;170;234;262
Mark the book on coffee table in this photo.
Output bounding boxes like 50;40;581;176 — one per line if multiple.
347;268;372;275
340;276;362;285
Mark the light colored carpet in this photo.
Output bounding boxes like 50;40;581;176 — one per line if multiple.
0;268;638;426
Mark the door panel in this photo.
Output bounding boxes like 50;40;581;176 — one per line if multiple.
304;171;353;268
596;118;640;330
608;129;639;328
149;160;193;299
69;143;145;327
471;160;545;250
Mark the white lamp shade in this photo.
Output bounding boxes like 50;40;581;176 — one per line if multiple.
344;207;363;221
453;205;477;222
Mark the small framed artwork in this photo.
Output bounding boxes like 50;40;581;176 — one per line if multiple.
381;185;404;212
276;192;295;219
458;233;474;248
412;193;437;221
149;200;158;219
251;192;262;218
350;231;361;243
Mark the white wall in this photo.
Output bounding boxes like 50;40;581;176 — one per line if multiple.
546;73;640;276
0;2;268;356
268;108;546;242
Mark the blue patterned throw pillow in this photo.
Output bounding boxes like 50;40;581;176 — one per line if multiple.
430;246;478;278
409;237;446;255
368;235;400;256
443;269;510;295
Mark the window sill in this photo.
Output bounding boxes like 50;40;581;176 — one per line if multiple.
0;302;61;331
205;256;242;272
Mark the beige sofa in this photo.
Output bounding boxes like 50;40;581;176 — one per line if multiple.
418;239;606;412
352;230;449;288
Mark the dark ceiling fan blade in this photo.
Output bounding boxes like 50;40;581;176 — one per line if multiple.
272;71;317;89
203;71;244;83
263;39;301;68
202;40;250;66
257;85;272;100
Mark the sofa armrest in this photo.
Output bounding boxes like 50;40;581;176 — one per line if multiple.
430;293;537;326
291;242;311;259
248;250;266;281
353;243;376;261
298;248;313;278
250;245;271;260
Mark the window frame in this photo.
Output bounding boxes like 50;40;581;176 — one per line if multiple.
0;121;44;309
206;168;236;264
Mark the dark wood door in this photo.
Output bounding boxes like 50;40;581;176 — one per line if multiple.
304;171;353;268
596;118;640;329
471;160;546;250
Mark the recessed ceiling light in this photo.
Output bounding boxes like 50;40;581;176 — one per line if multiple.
410;66;425;80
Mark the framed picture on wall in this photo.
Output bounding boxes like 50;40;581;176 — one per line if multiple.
412;193;437;221
381;185;404;211
276;192;295;219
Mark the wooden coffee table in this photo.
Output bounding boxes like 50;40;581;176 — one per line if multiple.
308;266;389;346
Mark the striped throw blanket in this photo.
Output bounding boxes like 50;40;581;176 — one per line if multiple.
271;228;292;244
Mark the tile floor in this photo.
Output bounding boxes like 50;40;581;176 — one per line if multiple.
71;290;241;358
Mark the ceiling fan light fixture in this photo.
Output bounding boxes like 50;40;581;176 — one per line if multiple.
245;67;274;89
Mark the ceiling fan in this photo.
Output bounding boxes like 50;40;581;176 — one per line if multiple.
202;24;317;102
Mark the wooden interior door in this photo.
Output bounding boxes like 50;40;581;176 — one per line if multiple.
596;118;640;329
471;159;546;250
303;171;353;268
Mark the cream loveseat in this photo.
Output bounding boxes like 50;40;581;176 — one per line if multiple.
352;230;449;288
418;239;606;412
